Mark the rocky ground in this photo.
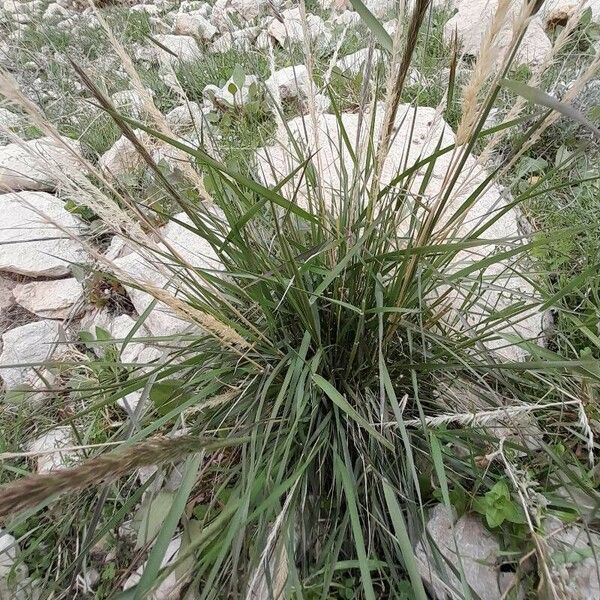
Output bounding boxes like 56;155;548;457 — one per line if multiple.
0;0;599;598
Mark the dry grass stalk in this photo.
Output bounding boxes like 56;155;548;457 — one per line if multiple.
298;0;326;216
140;285;253;353
0;69;160;240
10;192;255;361
246;481;298;599
0;434;240;519
493;50;600;180
89;1;211;202
455;0;512;145
489;438;561;599
386;399;582;428
479;0;588;163
373;0;432;205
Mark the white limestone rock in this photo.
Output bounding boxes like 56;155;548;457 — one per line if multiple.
113;209;224;338
210;26;259;52
267;7;332;49
110;89;147;120
383;18;397;36
363;0;397;18
123;537;189;599
130;3;160;16
179;1;211;16
444;0;552;66
544;516;600;598
0;529;29;599
0;276;15;313
0;107;20;130
336;48;385;77
312;93;332;114
211;0;280;31
153;34;201;65
331;9;361;27
0;191;87;277
42;2;70;20
12;278;83;319
205;75;260;110
165;102;210;132
317;0;351;11
415;504;506;600
99;134;149;182
266;64;310;101
0;320;63;389
27;426;78;473
173;10;217;39
82;311;161;413
0;137;81;192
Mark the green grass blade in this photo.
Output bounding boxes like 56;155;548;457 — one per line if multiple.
132;453;204;600
334;453;376;600
382;480;428;600
349;0;393;52
313;374;393;450
501;78;600;141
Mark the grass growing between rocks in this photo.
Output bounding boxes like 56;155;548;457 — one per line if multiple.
0;1;600;599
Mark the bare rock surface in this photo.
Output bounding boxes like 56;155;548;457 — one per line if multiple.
165;101;210;132
0;137;80;192
0;320;62;389
205;74;259;110
415;504;506;600
113;209;224;337
331;9;361;26
267;7;332;48
113;249;193;338
0;528;30;599
211;0;279;31
0;191;87;277
82;311;161;413
110;89;147;120
266;64;310;101
317;0;351;11
99;134;149;182
173;10;217;39
123;536;190;599
12;278;83;319
544;516;600;598
336;48;385;76
153;34;201;65
0;107;21;130
444;0;552;66
210;25;259;52
27;426;78;473
0;275;15;312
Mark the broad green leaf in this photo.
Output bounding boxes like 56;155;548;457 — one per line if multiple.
79;330;95;345
231;63;245;90
150;380;191;416
95;326;111;342
133;491;176;549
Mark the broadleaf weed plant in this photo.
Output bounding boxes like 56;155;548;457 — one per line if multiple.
0;1;599;598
